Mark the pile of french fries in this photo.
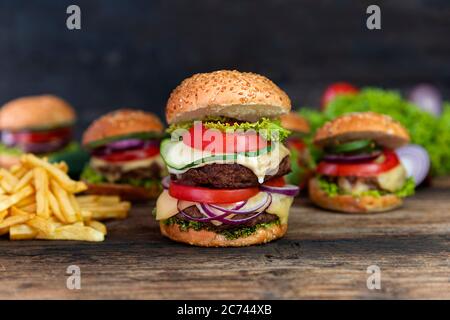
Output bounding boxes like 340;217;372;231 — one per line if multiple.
0;154;131;241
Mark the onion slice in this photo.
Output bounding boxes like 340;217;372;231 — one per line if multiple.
207;193;270;214
322;151;381;163
260;184;299;197
395;144;430;186
161;176;170;190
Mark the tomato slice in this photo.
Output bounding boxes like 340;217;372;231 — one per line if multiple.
169;181;259;204
316;150;399;177
98;145;160;162
263;176;286;187
3;127;72;144
182;123;267;153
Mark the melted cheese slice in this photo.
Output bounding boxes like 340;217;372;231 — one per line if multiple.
163;141;290;183
155;190;293;224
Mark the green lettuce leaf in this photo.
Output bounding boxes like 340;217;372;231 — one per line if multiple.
317;176;415;198
167;117;291;141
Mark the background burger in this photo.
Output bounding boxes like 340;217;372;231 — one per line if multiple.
81;109;166;201
155;70;299;247
0;94;88;176
309;112;415;213
280;112;313;190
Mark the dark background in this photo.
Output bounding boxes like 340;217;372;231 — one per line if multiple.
0;0;449;137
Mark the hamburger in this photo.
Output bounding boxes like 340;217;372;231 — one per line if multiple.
81;109;166;201
309;112;415;213
280;112;313;189
0;95;88;176
155;70;299;247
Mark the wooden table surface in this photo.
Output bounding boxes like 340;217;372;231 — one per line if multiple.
0;181;449;300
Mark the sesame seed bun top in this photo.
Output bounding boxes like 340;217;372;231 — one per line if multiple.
166;70;291;124
280;112;310;134
314;112;410;149
0;95;75;130
82;109;164;146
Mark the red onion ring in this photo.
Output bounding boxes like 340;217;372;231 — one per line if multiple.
207;193;270;214
177;201;229;222
260;184;299;197
322;151;381;163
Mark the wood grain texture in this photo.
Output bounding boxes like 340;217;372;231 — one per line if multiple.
0;184;449;299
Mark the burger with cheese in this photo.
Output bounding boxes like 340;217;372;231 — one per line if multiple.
81;109;166;201
155;70;299;247
280;112;313;189
0;95;88;176
309;112;415;213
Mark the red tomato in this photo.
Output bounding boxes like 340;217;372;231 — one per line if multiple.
98;145;160;163
182;124;267;153
169;181;259;204
316;150;399;177
4;127;72;144
263;176;286;187
321;82;358;109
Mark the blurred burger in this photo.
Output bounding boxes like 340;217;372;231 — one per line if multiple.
0;95;88;175
309;112;415;213
155;70;299;247
280;112;313;189
81;109;166;201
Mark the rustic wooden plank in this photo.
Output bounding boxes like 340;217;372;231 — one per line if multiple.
0;186;448;299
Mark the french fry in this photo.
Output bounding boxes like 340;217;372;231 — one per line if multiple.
26;216;55;236
76;195;121;205
0;185;34;212
91;210;128;220
36;224;104;242
0;210;8;222
13;171;33;193
12;165;28;179
0;214;34;229
9;224;38;240
69;194;83;222
55;162;69;174
0;178;13;193
15;195;36;208
20;203;37;213
22;154;87;193
34;168;50;218
0;168;19;190
11;206;32;216
87;220;107;235
0;154;133;241
48;191;66;223
50;180;76;223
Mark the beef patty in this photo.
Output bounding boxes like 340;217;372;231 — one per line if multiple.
174;205;279;231
170;156;291;188
95;162;162;182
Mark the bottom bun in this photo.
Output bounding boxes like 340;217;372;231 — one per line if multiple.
309;177;403;213
83;181;161;201
160;222;287;247
0;154;21;169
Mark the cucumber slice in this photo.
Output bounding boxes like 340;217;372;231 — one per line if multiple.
160;139;272;170
327;140;374;154
86;131;165;149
